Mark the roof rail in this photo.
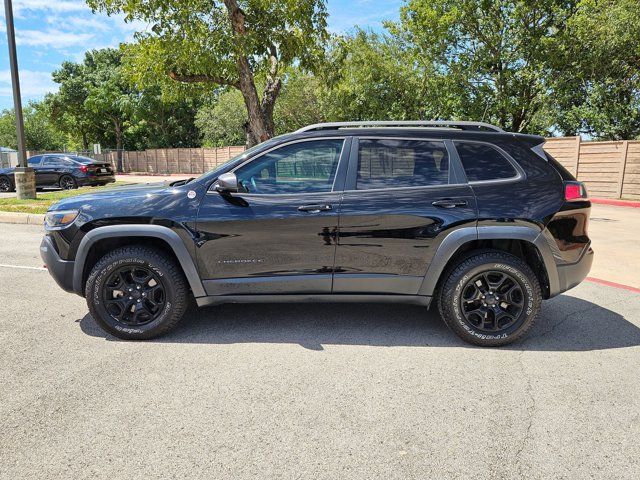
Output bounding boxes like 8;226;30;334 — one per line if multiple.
295;120;504;133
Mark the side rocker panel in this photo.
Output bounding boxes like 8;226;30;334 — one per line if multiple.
72;225;206;298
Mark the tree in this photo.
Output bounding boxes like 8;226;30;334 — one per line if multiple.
83;49;138;171
0;102;65;151
47;62;96;150
195;69;326;146
88;0;329;146
551;0;640;139
388;0;578;133
130;86;204;149
196;89;247;147
322;31;430;122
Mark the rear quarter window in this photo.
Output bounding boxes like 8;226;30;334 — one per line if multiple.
455;142;518;182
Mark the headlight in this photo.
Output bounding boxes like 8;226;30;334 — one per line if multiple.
45;209;79;229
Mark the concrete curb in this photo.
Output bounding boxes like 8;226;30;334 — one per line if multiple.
0;211;44;225
591;198;640;208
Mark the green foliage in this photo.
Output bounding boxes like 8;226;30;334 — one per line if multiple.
387;0;577;134
321;31;430;121
87;0;330;144
551;0;640;139
195;89;247;147
0;102;65;151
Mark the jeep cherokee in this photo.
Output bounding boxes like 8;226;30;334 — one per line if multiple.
40;121;593;346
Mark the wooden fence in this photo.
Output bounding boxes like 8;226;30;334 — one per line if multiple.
114;146;246;174
543;137;640;200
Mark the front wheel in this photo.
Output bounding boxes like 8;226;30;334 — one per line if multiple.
85;246;189;340
438;250;542;347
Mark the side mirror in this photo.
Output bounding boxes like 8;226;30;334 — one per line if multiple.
214;172;239;194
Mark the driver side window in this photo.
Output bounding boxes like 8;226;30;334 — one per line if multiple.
235;139;344;194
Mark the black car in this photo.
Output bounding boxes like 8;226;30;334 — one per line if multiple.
0;154;115;192
40;121;593;346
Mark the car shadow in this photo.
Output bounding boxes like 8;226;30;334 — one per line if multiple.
77;294;640;352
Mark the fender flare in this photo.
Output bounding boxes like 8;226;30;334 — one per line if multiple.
72;224;206;298
418;225;560;297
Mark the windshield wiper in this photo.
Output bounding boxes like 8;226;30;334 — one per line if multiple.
170;177;195;187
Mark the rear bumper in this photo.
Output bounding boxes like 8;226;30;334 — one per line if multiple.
555;245;594;295
40;235;76;294
77;175;115;186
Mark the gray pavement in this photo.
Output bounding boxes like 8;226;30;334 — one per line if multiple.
1;223;639;479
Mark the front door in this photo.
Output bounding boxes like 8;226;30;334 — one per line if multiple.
334;137;478;295
195;137;350;296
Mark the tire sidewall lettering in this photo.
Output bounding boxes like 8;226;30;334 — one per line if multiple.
450;261;535;341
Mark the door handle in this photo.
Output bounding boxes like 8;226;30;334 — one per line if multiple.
432;199;468;208
298;204;332;213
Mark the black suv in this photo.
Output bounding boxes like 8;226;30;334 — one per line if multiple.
40;121;593;346
0;154;115;192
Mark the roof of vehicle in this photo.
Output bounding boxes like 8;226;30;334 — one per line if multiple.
287;126;545;147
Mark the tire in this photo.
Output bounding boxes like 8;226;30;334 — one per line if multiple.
59;174;77;190
0;175;14;192
85;246;189;340
438;250;542;347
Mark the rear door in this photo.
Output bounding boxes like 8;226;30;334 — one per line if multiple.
40;156;62;185
195;137;351;295
333;136;478;295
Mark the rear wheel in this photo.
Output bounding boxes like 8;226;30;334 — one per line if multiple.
438;250;542;347
59;174;77;190
0;175;13;192
85;246;189;340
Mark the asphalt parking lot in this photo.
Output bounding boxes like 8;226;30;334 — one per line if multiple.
1;214;639;479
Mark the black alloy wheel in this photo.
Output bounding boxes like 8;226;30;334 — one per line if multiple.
438;250;542;347
0;176;11;192
59;175;76;190
102;265;166;326
460;270;524;332
86;245;188;340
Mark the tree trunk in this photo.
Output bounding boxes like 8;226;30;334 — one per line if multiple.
81;131;89;151
114;119;123;172
223;0;280;147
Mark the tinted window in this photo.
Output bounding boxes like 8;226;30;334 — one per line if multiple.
235;139;344;194
455;142;518;182
69;155;95;164
356;139;449;190
42;156;59;166
27;156;41;166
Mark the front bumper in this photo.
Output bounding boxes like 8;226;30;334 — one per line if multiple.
40;235;75;293
556;245;594;295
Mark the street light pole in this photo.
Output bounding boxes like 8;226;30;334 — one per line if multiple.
4;0;35;199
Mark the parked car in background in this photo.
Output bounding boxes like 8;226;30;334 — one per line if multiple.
0;154;115;192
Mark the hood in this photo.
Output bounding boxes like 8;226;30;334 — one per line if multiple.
48;181;182;213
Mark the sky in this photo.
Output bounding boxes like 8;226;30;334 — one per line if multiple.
0;0;402;110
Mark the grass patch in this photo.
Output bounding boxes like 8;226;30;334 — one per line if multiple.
0;182;129;214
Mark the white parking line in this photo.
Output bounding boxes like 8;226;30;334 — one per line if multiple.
0;263;47;271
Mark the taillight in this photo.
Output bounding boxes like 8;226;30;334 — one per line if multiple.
564;181;588;201
79;165;88;173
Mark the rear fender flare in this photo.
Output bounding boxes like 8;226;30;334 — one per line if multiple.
72;224;206;297
418;225;560;296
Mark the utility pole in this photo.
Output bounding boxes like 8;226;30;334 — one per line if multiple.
4;0;35;199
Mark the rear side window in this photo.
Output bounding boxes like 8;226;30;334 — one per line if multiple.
42;156;59;166
455;142;518;182
357;139;449;190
